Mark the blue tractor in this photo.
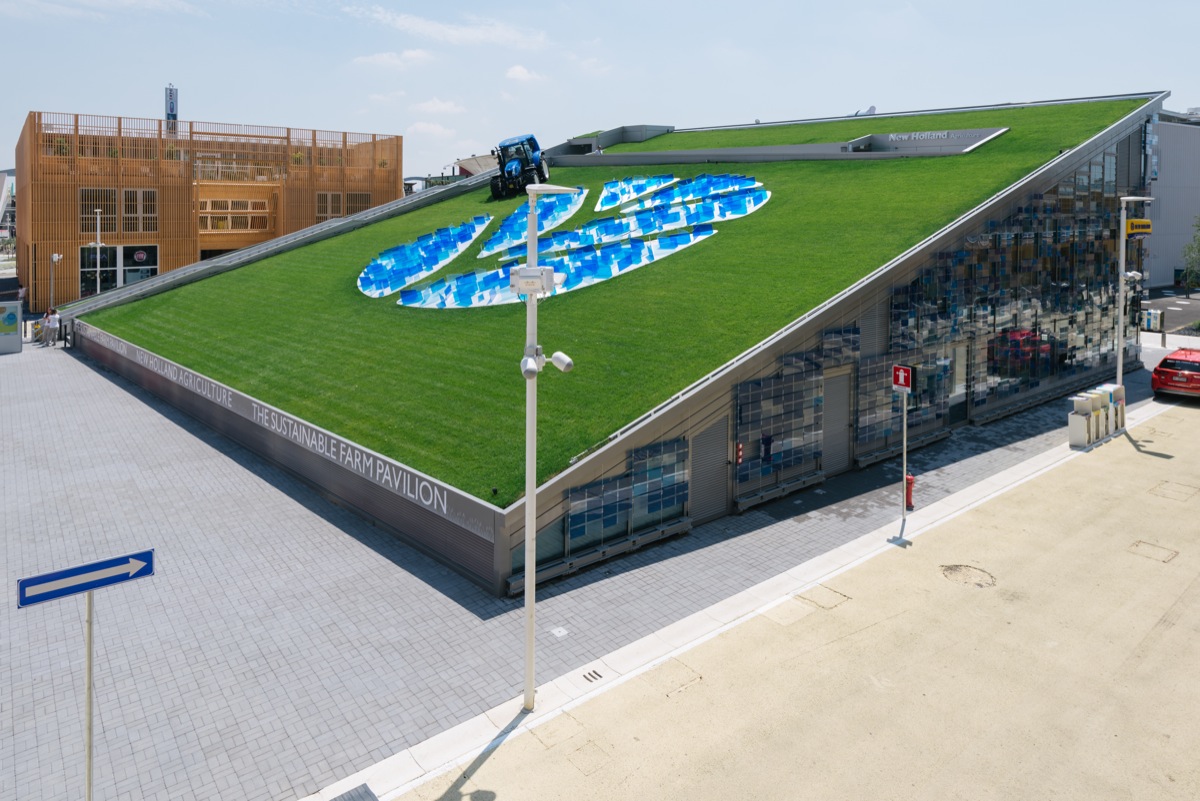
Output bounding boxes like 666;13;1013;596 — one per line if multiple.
490;134;549;200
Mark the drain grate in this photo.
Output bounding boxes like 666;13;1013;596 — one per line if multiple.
941;564;996;588
581;669;604;683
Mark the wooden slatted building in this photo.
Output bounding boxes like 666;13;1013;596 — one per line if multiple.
15;111;403;312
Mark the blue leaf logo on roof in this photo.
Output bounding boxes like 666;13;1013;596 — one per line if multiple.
355;173;770;308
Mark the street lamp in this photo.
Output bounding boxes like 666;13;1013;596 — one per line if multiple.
515;182;576;713
1117;195;1153;388
89;208;107;296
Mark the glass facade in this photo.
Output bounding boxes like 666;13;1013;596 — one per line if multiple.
856;143;1144;457
735;355;824;487
516;133;1150;582
79;244;159;297
512;438;689;573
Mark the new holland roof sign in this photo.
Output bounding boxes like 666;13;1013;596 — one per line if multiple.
1126;219;1152;238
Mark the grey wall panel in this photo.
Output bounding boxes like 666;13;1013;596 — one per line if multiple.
689;416;730;523
822;373;852;475
74;324;502;590
859;298;890;357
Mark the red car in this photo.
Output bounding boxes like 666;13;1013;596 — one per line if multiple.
1151;348;1200;398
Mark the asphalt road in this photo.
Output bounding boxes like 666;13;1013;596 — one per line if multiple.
1142;286;1200;337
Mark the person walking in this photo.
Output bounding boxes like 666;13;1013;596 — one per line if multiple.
43;307;60;347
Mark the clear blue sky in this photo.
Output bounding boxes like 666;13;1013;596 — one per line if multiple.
2;0;1197;178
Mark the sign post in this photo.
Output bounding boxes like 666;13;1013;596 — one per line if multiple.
892;365;914;520
17;550;155;801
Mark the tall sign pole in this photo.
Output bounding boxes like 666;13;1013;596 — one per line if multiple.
17;550;155;801
85;590;94;801
892;364;914;520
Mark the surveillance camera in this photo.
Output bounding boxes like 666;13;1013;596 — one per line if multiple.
550;351;573;373
520;356;541;379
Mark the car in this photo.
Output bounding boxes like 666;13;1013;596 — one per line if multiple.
1151;348;1200;399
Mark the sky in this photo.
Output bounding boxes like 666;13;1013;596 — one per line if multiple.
2;0;1198;179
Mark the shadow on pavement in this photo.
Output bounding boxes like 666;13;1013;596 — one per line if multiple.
65;349;515;620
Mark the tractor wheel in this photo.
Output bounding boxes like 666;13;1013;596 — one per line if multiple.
522;168;539;190
490;176;505;201
538;157;549;183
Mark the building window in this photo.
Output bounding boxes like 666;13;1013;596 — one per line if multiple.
78;245;158;297
121;245;159;287
123;189;158;233
346;192;371;216
79;245;118;298
200;198;270;232
79;189;117;235
317;192;343;222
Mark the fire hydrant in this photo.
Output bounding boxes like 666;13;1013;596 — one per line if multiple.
905;474;915;511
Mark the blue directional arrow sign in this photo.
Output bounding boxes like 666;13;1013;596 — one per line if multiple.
18;550;155;608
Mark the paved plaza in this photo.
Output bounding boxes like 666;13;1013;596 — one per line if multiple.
0;327;1187;801
397;392;1200;801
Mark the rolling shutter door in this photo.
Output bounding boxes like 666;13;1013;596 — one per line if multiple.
689;416;730;523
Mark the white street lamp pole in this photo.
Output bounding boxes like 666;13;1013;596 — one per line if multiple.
522;192;540;714
516;182;576;713
1117;195;1153;387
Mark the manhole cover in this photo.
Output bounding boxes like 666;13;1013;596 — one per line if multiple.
1149;482;1200;502
941;564;996;588
1128;541;1178;563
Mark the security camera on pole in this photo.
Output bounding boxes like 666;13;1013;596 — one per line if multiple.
514;181;577;713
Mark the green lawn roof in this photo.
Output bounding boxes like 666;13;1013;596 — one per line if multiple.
83;98;1143;506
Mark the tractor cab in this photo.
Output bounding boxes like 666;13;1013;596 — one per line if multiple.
490;134;549;200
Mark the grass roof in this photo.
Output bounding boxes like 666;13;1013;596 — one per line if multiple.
83;99;1142;506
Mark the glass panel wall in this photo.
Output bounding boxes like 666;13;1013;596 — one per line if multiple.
735;362;823;494
855;143;1143;450
512;436;690;574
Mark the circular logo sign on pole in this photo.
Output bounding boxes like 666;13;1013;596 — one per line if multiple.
133;250;147;263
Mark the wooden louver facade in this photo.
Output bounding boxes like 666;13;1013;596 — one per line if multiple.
15;111;403;312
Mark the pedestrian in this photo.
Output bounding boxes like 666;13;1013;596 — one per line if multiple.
16;283;25;312
43;307;60;347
